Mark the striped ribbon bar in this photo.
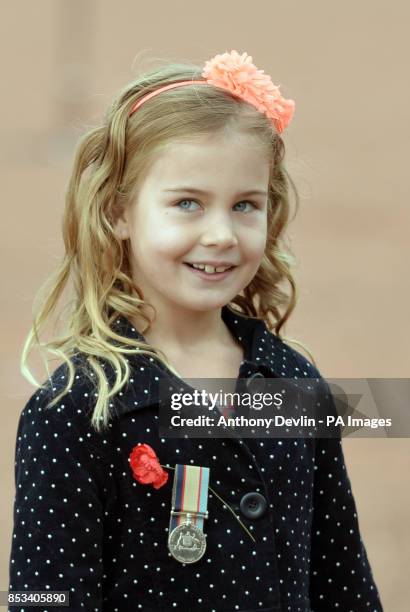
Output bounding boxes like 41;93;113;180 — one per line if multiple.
170;464;210;533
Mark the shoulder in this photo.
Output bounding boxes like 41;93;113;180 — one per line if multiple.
20;355;94;422
258;322;335;406
260;325;340;438
16;356;111;463
257;320;323;380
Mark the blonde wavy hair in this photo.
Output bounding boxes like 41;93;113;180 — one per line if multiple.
21;57;316;433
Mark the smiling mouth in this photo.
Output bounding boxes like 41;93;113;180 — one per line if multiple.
182;261;237;279
184;262;236;274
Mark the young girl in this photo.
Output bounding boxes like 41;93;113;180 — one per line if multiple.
8;50;383;612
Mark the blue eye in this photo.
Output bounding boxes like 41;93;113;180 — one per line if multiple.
175;199;257;212
233;201;256;212
176;200;200;211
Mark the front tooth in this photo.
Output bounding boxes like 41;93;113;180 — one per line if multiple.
191;263;230;273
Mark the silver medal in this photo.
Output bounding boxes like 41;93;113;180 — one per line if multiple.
168;513;207;563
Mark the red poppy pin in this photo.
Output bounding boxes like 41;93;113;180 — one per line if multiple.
129;443;169;489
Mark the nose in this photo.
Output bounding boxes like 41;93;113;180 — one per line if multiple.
199;211;238;248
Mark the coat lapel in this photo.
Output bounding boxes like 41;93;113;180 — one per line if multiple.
107;304;285;418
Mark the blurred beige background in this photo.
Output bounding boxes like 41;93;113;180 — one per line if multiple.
1;0;409;610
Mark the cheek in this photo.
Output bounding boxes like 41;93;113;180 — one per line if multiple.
154;227;193;261
239;223;267;261
133;213;193;262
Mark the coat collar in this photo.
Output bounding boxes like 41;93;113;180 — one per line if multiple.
109;305;285;416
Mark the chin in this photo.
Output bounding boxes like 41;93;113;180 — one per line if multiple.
174;298;229;312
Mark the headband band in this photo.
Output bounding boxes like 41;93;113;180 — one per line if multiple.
129;50;295;134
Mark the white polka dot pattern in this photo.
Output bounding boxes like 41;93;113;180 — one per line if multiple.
7;306;384;611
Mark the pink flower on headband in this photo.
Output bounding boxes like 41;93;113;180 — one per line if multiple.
202;50;295;133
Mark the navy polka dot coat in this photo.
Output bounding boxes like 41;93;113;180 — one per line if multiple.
8;305;384;612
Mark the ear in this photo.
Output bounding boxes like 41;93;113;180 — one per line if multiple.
112;209;130;241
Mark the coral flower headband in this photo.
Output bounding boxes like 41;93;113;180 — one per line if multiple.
129;50;295;134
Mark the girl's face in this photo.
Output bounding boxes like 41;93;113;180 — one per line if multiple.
115;130;270;315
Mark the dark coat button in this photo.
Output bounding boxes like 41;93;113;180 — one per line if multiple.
245;371;265;393
239;492;267;519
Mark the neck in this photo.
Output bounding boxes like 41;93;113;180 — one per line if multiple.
132;304;233;353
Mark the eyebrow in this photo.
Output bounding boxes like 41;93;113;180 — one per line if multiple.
162;187;268;197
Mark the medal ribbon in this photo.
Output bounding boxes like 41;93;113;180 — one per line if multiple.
170;464;210;532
